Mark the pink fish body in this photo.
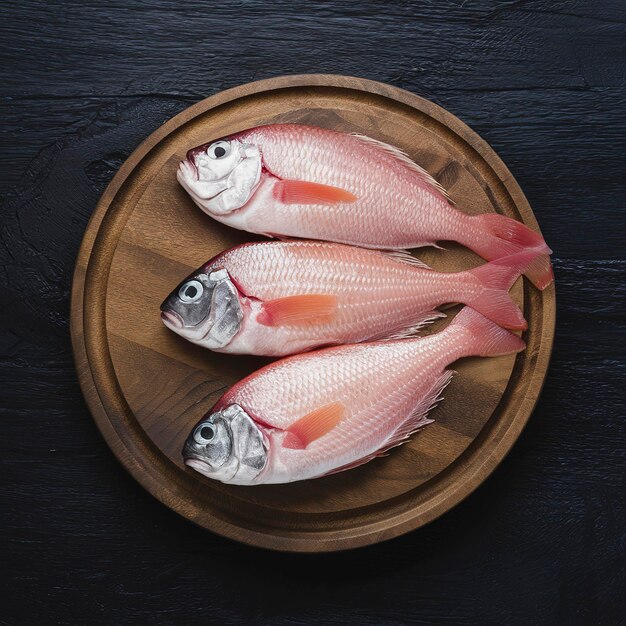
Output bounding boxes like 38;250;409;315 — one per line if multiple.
177;124;552;289
183;307;525;485
161;241;541;356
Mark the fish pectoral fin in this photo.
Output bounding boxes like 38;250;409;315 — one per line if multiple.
273;179;357;205
283;402;345;449
257;294;338;327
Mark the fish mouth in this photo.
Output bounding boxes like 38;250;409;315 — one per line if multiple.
178;158;198;182
176;159;230;205
184;457;215;478
160;310;184;330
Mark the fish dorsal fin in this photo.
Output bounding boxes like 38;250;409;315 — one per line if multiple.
257;294;338;327
382;249;433;270
283;402;345;449
324;371;454;476
387;370;454;444
351;133;453;204
274;180;357;205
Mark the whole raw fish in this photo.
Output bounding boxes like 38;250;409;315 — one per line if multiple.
183;307;525;485
177;124;552;289
161;241;541;356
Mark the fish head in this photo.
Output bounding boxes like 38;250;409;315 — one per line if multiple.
160;268;243;350
183;404;268;485
177;136;262;216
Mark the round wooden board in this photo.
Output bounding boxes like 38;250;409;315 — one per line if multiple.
71;74;555;552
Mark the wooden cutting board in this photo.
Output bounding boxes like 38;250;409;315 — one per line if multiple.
70;74;555;552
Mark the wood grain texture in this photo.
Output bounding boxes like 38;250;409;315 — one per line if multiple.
70;75;554;550
1;0;625;623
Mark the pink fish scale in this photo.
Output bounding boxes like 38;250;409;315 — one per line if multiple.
230;338;450;482
245;124;449;247
185;125;550;290
208;240;510;356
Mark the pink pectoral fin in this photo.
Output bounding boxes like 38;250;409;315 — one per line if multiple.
257;294;338;327
273;180;357;205
282;402;345;449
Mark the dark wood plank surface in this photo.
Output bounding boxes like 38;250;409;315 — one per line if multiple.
1;0;624;623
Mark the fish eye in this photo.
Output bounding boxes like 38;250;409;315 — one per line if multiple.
178;280;203;303
193;423;216;445
207;141;230;160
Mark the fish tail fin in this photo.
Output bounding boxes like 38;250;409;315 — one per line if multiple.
463;250;541;330
447;306;526;360
463;213;553;290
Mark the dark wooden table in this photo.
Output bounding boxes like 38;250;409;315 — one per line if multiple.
1;1;624;624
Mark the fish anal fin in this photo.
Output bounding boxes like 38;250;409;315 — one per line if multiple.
382;249;433;270
351;133;454;204
323;371;453;476
324;451;388;475
258;294;338;327
283;402;345;449
377;310;446;341
274;180;357;205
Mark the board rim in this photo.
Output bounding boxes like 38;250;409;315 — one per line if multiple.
70;74;555;552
